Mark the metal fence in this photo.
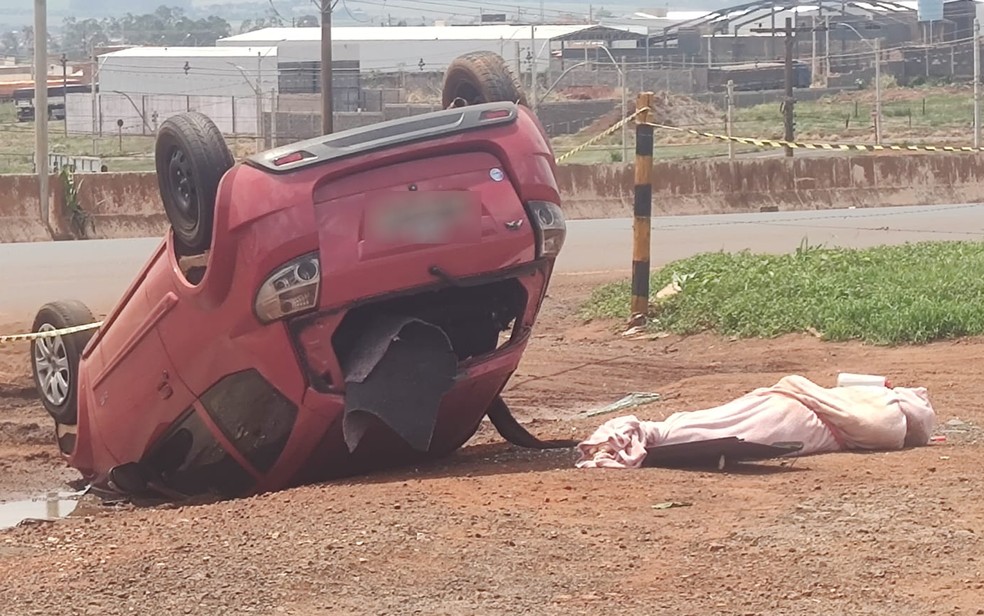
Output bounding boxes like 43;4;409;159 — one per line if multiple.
66;93;263;137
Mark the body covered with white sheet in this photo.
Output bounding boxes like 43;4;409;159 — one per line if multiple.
576;375;937;469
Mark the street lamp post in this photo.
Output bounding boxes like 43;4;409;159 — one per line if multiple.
535;47;628;162
539;60;591;100
595;45;627;163
227;45;281;152
838;22;882;145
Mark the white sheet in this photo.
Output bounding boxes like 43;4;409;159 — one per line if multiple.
576;375;937;469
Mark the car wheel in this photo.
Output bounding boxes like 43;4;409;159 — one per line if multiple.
30;300;97;426
441;51;529;109
154;112;234;254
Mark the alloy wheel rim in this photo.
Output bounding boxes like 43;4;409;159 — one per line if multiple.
34;324;70;407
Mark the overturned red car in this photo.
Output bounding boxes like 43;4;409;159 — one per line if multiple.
30;52;571;499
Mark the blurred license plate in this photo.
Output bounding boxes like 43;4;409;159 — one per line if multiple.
367;192;479;244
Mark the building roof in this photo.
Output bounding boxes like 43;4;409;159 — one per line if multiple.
549;24;646;41
219;24;611;44
99;46;278;58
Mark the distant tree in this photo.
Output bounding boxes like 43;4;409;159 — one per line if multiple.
296;14;320;27
238;5;287;34
0;29;22;57
56;7;231;53
59;17;108;55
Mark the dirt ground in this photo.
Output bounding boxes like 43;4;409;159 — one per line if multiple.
0;272;982;615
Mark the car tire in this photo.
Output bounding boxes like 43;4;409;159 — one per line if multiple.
30;300;97;426
155;112;235;254
441;51;529;109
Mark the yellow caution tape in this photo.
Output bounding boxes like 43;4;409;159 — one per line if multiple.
555;107;647;164
649;123;984;153
0;322;103;345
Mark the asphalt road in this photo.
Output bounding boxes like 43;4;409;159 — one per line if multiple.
1;203;981;324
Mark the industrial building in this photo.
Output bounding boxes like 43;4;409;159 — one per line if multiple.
97;46;280;99
67;46;281;138
216;24;645;76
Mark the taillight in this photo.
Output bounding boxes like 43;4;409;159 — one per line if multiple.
480;108;512;121
525;201;566;258
254;253;321;323
273;150;314;166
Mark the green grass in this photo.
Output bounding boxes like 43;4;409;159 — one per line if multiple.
0;102;260;174
731;86;976;145
582;241;984;345
550;85;984;162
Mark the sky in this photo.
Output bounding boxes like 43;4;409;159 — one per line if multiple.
0;0;766;28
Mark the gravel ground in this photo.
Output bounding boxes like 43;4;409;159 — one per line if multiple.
0;273;982;615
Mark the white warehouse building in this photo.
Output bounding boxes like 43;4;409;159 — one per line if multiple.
67;24;643;137
97;46;281;98
68;46;281;137
217;24;643;76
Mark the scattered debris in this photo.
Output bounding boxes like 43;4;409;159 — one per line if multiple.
655;281;681;300
652;501;693;510
585;392;662;418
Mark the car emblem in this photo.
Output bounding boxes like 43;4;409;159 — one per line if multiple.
489;168;504;182
505;220;523;230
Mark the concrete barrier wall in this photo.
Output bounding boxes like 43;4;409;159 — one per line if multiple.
556;153;984;219
2;153;983;243
71;172;168;240
0;175;57;243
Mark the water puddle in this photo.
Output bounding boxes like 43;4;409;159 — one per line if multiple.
0;491;86;530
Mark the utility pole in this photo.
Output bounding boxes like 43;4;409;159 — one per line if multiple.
256;52;263;151
514;41;522;86
824;15;830;84
271;88;278;148
320;0;333;134
530;25;537;109
60;53;67;137
874;37;882;145
783;17;794;157
34;0;49;228
975;18;981;148
752;17;804;158
726;79;735;160
811;15;817;84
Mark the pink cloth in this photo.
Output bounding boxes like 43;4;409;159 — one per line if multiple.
576;375;937;469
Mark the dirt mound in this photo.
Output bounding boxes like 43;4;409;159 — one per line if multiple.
556;85;617;100
648;91;722;128
576;92;721;137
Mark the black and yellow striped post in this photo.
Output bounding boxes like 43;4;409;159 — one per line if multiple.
631;92;654;319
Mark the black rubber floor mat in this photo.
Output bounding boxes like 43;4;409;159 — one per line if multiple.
642;437;804;469
341;316;457;453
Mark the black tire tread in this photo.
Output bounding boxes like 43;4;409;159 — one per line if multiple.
442;51;528;108
31;300;97;426
154;111;233;254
